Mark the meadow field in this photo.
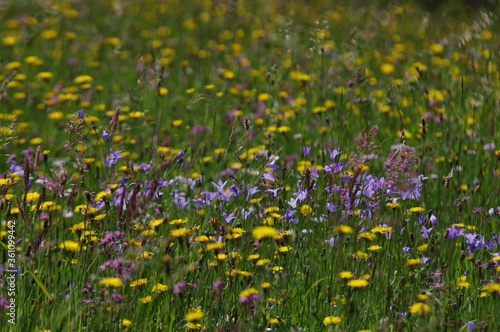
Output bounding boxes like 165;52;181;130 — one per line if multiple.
1;0;500;331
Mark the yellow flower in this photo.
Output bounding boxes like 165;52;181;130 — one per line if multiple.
41;29;58;39
323;316;341;325
358;232;376;241
225;227;245;240
258;93;270;101
24;192;40;202
169;228;191;237
277;245;292;254
239;287;258;298
169;218;188;225
152;283;169;293
409;207;425;213
74;75;93;84
139;295;152;303
252;226;277;240
130;278;148;287
347;279;368;288
339;271;353;279
186;323;202;329
194;235;212;243
429;43;444;54
367;245;382;251
418;294;428;301
121;319;132;327
36;72;53;79
409;302;431;315
99;277;124;287
371;226;393;234
171;119;183;127
142;251;154;259
206;242;225;251
247;254;260;261
334;224;354;234
269;318;280;325
406;258;421;266
355;250;369;260
68;222;88;232
381;63;395;75
148;218;164;227
480;283;500;293
300;204;313;216
386;202;401;208
59;240;81;252
256;259;270;266
416;244;428;252
185;308;204;322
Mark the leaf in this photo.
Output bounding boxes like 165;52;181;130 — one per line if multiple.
29;271;55;303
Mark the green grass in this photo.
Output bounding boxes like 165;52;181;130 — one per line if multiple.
1;0;500;331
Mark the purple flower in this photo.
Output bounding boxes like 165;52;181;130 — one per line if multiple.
420;256;430;264
104;148;124;167
102;130;110;140
221;211;236;223
262;172;276;182
247;184;260;199
328;149;341;160
284;208;298;224
303;146;311;156
77;109;85;119
265;188;280;197
172;281;186;294
403;247;412;253
238;292;260;304
483;143;496;151
213;280;225;293
464;233;477;244
446;226;465;238
111;293;123;302
326;202;338;213
420;225;433;239
0;297;8;309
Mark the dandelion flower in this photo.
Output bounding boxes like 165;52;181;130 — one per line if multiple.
406;258;421;266
347;279;368;288
480;283;500;293
368;245;382;251
252;226;277;240
409;302;431;315
139;295;152;304
185;308;204;322
99;277;124;287
169;228;191;237
59;240;81;252
300;204;313;216
130;278;148;287
323;316;341;325
152;283;169;293
339;271;353;279
334;225;354;234
238;287;260;304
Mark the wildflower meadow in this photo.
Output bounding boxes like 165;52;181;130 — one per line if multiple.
1;0;500;331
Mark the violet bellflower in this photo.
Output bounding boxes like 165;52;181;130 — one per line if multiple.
104;148;123;167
